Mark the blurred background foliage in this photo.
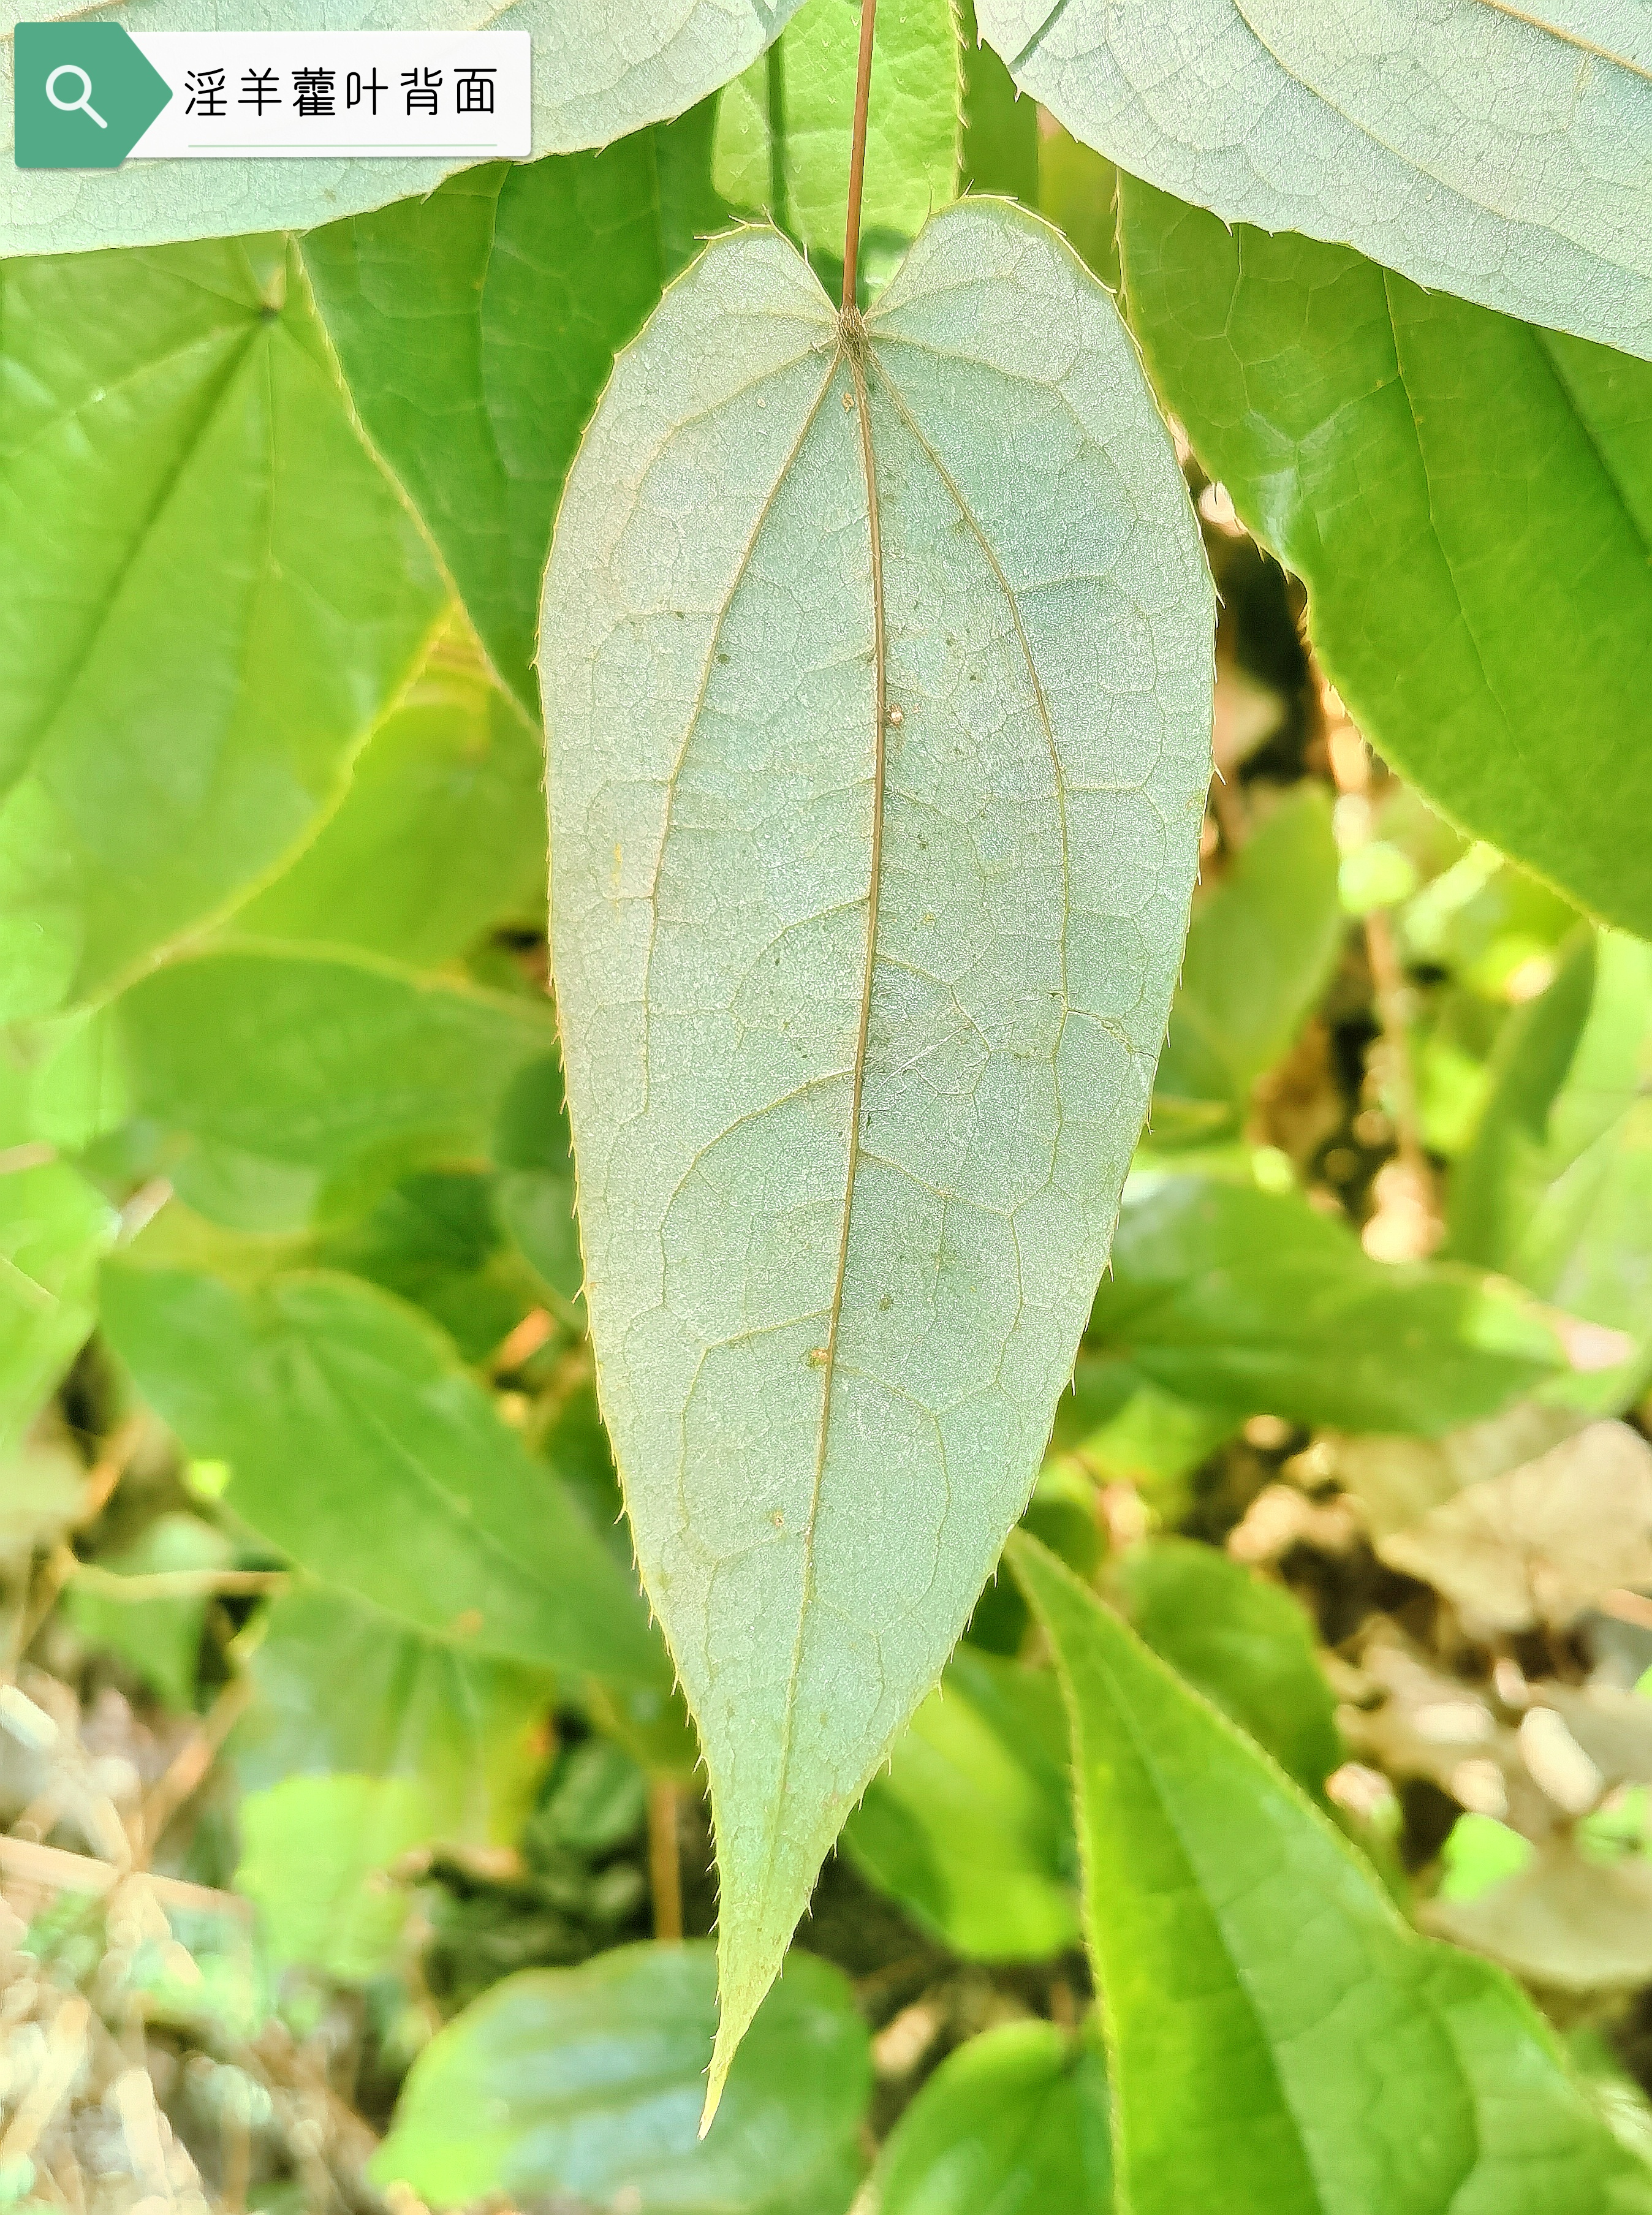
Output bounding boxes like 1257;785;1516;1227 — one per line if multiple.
5;0;1652;2207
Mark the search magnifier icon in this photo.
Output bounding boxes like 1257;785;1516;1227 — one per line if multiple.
45;62;107;126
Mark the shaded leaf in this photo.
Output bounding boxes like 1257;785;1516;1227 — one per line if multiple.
957;0;1039;204
64;1512;230;1710
1154;786;1341;1135
978;1;1652;358
1113;1538;1340;1795
236;1773;430;1984
233;624;547;963
0;2;805;256
1010;1531;1652;2215
0;237;442;1018
842;1646;1079;1961
543;200;1213;2091
303;113;726;711
714;0;960;266
0;1161;112;1458
869;2018;1113;2213
235;1582;553;1847
99;1260;663;1684
1328;1402;1583;1542
373;1942;870;2214
313;1169;537;1362
1116;185;1652;934
1089;1174;1560;1433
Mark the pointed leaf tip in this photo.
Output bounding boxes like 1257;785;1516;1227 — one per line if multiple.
544;199;1213;2070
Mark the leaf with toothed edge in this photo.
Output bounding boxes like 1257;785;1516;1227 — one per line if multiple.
543;196;1213;2111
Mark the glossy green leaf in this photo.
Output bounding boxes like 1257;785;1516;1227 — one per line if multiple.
65;1512;230;1710
102;945;555;1228
1452;931;1652;1410
1010;1532;1652;2215
843;1646;1079;1961
235;1582;553;1847
374;1942;870;2214
977;1;1652;360
1113;1538;1339;1795
870;2019;1114;2215
0;237;443;1018
1116;183;1652;935
1089;1174;1560;1434
543;200;1213;2095
237;1773;430;1983
99;1259;664;1684
0;2;805;257
1154;787;1341;1134
303;112;725;711
233;625;546;962
714;0;960;265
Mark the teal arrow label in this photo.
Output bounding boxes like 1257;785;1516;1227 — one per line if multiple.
13;23;173;167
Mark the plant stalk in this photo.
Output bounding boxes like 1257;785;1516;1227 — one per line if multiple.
841;0;879;315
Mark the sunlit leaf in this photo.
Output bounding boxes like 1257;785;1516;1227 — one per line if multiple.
0;237;442;1018
543;199;1213;2093
977;1;1652;358
1011;1532;1652;2215
236;1773;430;1983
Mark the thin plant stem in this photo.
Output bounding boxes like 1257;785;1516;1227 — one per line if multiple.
647;1779;683;1940
841;0;879;316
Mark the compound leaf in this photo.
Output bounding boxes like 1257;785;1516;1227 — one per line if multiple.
543;199;1213;2100
976;0;1652;360
1011;1532;1652;2215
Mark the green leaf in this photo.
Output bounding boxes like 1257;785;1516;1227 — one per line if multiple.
236;1773;430;1984
232;624;546;963
1154;787;1341;1134
1091;1173;1561;1433
0;1159;112;1458
714;0;960;267
103;945;555;1227
957;0;1039;204
1115;184;1652;934
870;2018;1114;2214
0;4;805;257
235;1583;551;1847
542;199;1213;2096
976;1;1652;360
0;238;443;1018
303;112;726;712
1009;1532;1652;2215
842;1645;1080;1961
1113;1538;1340;1796
64;1512;230;1710
99;1260;664;1684
313;1169;538;1362
1452;930;1652;1409
374;1941;871;2213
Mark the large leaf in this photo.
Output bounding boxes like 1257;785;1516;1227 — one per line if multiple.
99;1259;664;1684
1116;184;1652;935
1452;930;1652;1409
0;2;805;257
0;237;442;1018
232;624;547;963
869;2019;1113;2214
714;0;960;265
1088;1173;1561;1433
237;1773;431;1983
976;1;1652;361
0;1160;112;1459
1010;1532;1652;2215
98;945;555;1227
303;108;725;711
841;1645;1080;1961
235;1582;553;1847
374;1942;870;2214
1154;786;1341;1134
542;198;1213;2096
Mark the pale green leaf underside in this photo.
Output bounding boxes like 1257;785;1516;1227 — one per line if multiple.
544;197;1213;2094
0;0;803;256
976;0;1652;361
1012;1533;1652;2215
